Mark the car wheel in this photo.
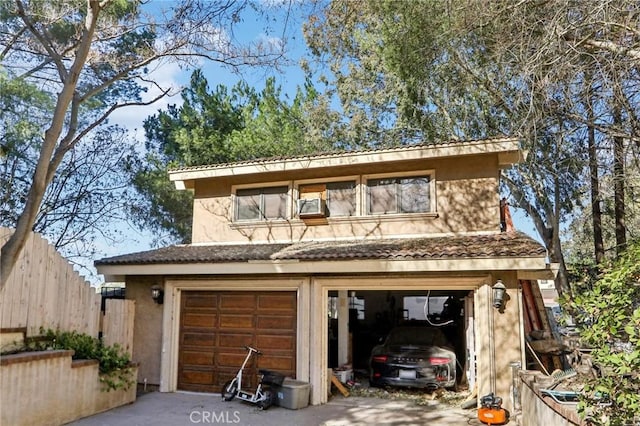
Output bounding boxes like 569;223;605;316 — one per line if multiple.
222;379;238;401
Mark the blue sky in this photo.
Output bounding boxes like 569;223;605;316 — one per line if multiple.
90;0;540;284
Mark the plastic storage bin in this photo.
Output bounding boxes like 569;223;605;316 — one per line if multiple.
273;378;311;410
333;369;353;383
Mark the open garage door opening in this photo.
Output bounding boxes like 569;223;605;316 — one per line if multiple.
328;290;473;392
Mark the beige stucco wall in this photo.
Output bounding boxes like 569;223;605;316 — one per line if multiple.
0;350;137;426
475;274;523;413
191;155;501;244
494;286;523;412
520;372;579;425
126;276;164;386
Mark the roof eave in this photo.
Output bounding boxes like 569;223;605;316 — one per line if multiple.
97;255;549;283
169;138;522;188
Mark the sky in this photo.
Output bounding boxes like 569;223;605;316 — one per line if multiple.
88;0;540;285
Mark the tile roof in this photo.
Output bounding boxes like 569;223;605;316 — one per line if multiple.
95;232;545;266
168;137;517;174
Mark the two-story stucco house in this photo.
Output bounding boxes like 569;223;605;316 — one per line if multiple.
96;138;555;409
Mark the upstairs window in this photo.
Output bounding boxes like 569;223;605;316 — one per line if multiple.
326;181;356;217
367;175;431;215
297;181;356;217
235;186;288;221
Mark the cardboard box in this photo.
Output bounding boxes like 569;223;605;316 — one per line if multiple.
273;378;311;410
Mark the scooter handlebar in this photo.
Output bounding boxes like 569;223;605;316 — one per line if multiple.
244;345;262;355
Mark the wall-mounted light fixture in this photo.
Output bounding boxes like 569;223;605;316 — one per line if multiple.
492;280;507;312
151;285;164;305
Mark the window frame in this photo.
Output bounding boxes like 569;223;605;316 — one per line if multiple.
232;181;292;223
295;176;361;218
363;170;436;216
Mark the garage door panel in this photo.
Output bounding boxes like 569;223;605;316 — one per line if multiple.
181;351;214;366
183;313;217;328
217;371;240;387
218;333;254;348
220;314;254;328
178;290;296;393
258;356;294;371
184;293;217;308
256;315;295;330
217;352;253;368
256;335;294;350
181;332;215;347
181;369;214;385
257;294;296;310
220;294;256;310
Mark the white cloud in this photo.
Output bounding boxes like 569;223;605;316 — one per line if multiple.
257;33;286;53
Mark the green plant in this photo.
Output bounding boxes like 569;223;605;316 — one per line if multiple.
565;240;640;425
40;328;134;392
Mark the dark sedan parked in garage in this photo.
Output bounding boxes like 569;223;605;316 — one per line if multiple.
369;326;456;390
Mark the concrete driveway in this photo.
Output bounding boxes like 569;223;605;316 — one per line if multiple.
69;391;478;426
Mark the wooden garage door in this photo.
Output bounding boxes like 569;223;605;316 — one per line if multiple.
178;291;297;393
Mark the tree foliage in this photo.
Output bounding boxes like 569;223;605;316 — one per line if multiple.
0;69;51;220
565;240;640;424
564;169;640;265
0;0;284;284
303;0;640;293
131;70;336;243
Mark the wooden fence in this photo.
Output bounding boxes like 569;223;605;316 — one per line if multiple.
102;298;135;355
0;228;133;352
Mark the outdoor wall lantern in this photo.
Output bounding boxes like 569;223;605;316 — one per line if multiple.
492;280;507;312
151;285;164;305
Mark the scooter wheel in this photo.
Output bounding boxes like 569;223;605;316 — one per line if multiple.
257;389;273;410
222;379;238;401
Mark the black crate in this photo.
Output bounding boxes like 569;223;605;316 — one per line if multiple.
260;369;285;386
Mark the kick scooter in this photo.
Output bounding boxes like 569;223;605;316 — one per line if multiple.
221;345;284;410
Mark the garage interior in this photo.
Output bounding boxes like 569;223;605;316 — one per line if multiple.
327;289;473;390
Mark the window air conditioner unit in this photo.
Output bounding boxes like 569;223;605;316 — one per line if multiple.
297;198;325;217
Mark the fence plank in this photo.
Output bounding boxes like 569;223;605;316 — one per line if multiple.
9;232;28;329
103;299;135;356
29;235;48;334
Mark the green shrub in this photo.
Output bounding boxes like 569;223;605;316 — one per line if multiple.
40;328;134;392
565;240;640;425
